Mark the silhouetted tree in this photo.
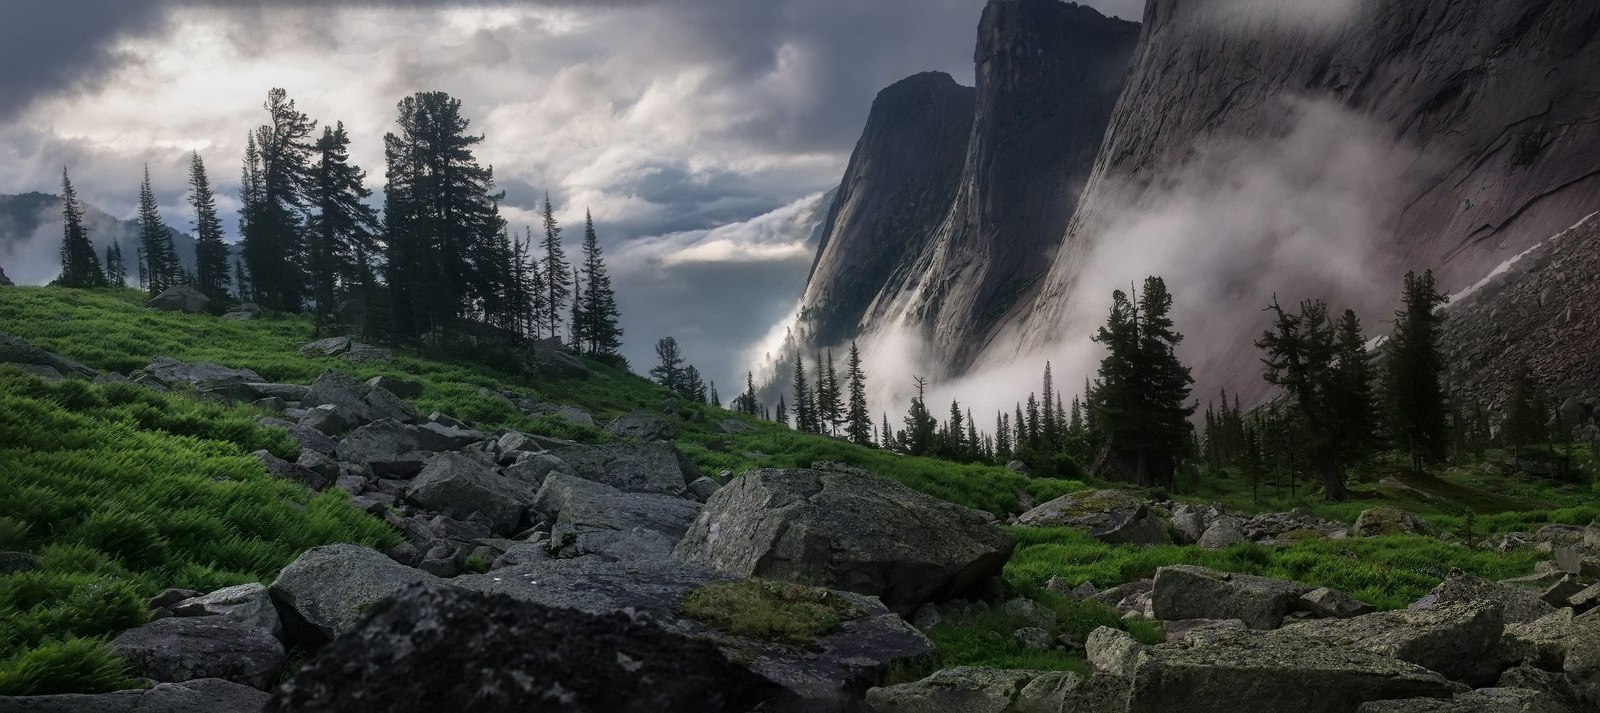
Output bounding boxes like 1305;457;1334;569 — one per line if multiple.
844;341;872;445
188;152;231;302
1383;270;1450;473
136;166;180;295
1500;366;1547;470
539;195;571;339
55;168;104;288
103;241;126;287
241;88;316;311
902;376;938;456
649;337;686;392
1091;276;1194;487
572;210;622;357
307;123;380;333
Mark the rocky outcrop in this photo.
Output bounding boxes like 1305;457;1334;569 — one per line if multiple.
864;667;1102;713
1151;565;1312;630
530;474;701;560
268;544;443;646
1355;507;1436;538
0;331;96;379
110;616;285;690
403;453;537;535
549;442;701;496
269;584;782;713
1275;602;1506;685
673;468;1015;615
146;285;210;313
0;678;269;712
1016;489;1171;545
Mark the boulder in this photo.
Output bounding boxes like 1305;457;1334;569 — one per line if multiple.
457;555;730;617
0;678;270;713
528;341;590;379
1198;516;1249;550
146;285;210;313
605;411;676;441
341;343;392;364
1016;489;1171;545
299;337;351;358
302;372;373;420
1541;576;1587;608
13;364;63;381
336;420;426;477
0;332;96;379
1086;626;1144;676
1553;545;1600;580
1122;630;1461;713
1354;507;1435;537
267;543;443;645
135;357;263;390
502;452;572;487
111;616;285;689
687;475;721;501
864;667;1094;713
404;453;538;535
1170;505;1208;544
719;419;752;434
1411;569;1555;625
550;442;700;495
673;468;1016;615
299;404;357;436
1275;602;1505;685
414;422;486;452
1501;609;1578;671
1567;610;1600;707
268;584;779;713
1301;587;1376;619
1568;582;1600;613
285;424;337;456
361;383;415;422
1163;618;1248;643
168;583;282;639
1150;565;1309;629
1356;688;1572;712
366;375;422;399
529;474;701;557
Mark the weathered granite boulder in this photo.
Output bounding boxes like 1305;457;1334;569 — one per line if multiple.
268;584;779;713
530;474;700;558
1150;565;1309;629
366;375;422;399
168;583;282;639
1567;610;1600;707
1016;489;1171;545
1354;507;1435;537
1412;569;1555;625
404;453;538;535
0;678;270;712
673;468;1015;615
1301;587;1376;619
864;668;1106;713
1087;626;1145;676
135;357;263;389
1275;602;1505;685
550;442;700;495
299;404;358;436
1198;515;1250;550
0;331;97;379
336;420;425;477
299;337;352;358
604;412;676;441
146;285;210;313
267;544;442;646
111;616;284;689
414;421;486;452
303;372;415;425
1356;688;1573;712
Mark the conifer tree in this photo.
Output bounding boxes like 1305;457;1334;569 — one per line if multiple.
947;401;966;456
55;168;105;288
136;166;180;295
881;412;896;451
241;89;316;311
966;409;980;460
539;195;571;339
844;341;872;445
305;123;380;332
649;337;686;392
574;210;622;357
740;371;760;416
1500;366;1546;470
1090;276;1194;487
996;412;1012;459
681;365;707;403
815;352;841;435
104;241;126;287
188;153;231;301
902;376;938;456
792;353;815;433
1383;270;1450;473
708;381;721;408
1257;297;1352;501
1041;363;1058;450
1331;309;1378;464
776;396;789;427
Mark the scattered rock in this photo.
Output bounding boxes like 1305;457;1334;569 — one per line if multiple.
405;453;538;535
146;285;210;313
1013;626;1053;650
719;419;752;434
551;442;701;495
111;616;285;689
1301;587;1376;619
1353;507;1435;537
1356;688;1572;712
531;474;701;556
687;475;721;501
1016;489;1171;545
1004;460;1033;476
1411;569;1554;625
1276;602;1505;685
299;337;352;358
135;356;263;390
673;468;1015;615
1086;626;1144;676
414;421;486;452
1151;565;1309;630
366;376;422;399
168;583;283;639
1198;515;1249;550
604;412;676;441
0;678;270;712
0;331;97;380
268;543;443;646
336;420;426;477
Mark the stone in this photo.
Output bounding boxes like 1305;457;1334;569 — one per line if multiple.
864;667;1081;713
1501;609;1578;671
1540;576;1587;607
1150;565;1309;630
135;357;263;390
299;337;351;357
251;449;328;490
302;372;372;420
527;341;590;379
1275;602;1505;685
0;678;270;712
1301;587;1376;619
405;452;538;535
365;375;422;399
604;411;677;441
0;551;37;574
267;543;443;645
111;616;285;689
1568;610;1600;706
1016;489;1171;545
146;285;210;313
168;583;282;639
1001;598;1057;631
1356;688;1572;712
1162;618;1248;643
551;442;702;495
687;475;721;501
1170;506;1208;544
341;343;392;364
1354;507;1435;537
268;584;780;713
502;452;572;488
336;420;426;477
673;468;1016;615
1553;545;1600;580
0;332;97;379
530;474;700;552
295;450;342;483
1411;569;1556;625
15;364;63;381
251;396;284;412
1122;630;1461;713
414;421;486;452
1013;626;1053;650
1086;626;1144;676
1005;460;1033;476
1568;582;1600;613
719;418;752;434
148;588;203;611
1198;515;1250;550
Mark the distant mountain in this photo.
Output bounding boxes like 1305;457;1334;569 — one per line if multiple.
0;192;207;285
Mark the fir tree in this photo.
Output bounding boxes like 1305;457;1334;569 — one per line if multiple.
1041;363;1058;450
1331;309;1378;464
539;195;571;339
1090;276;1195;487
188;153;231;301
1500;366;1546;470
306;123;380;333
902;376;938;456
881;412;896;451
708;381;721;408
1256;297;1352;501
103;241;126;287
1383;270;1450;473
792;353;815;433
55;168;104;288
241;88;316;311
649;337;686;392
681;365;707;403
574;210;622;357
995;412;1012;459
136;165;180;295
815;352;841;435
776;396;789;428
844;341;872;445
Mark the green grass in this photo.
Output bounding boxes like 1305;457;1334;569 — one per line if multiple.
0;369;399;695
677;579;867;646
926;589;1163;673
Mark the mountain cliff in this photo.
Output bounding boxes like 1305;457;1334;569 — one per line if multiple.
1008;0;1600;397
792;0;1139;373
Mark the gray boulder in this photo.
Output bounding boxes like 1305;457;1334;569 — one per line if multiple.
111;616;285;689
336;420;426;477
168;583;282;639
1354;507;1435;537
1170;505;1209;544
502;452;572;487
299;404;358;436
1501;609;1579;672
1016;489;1171;545
719;419;752;434
687;475;721;501
864;667;1101;713
605;411;676;441
1553;545;1600;580
405;453;538;535
0;332;97;379
0;678;269;713
1087;626;1145;676
1411;569;1555;625
366;375;422;399
1198;515;1249;550
299;337;351;357
414;422;486;452
136;357;263;389
341;343;392;364
303;371;415;425
1275;602;1505;685
1150;565;1309;629
1356;688;1572;712
1567;610;1600;707
527;341;590;379
550;442;700;495
146;285;210;313
268;544;443;645
268;583;779;713
530;474;701;557
1301;587;1376;619
673;468;1015;615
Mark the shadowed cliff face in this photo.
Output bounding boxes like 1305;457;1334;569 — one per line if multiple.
796;0;1139;374
1005;0;1600;402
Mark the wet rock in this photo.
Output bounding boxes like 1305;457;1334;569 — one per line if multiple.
604;412;676;441
550;442;701;495
168;583;282;639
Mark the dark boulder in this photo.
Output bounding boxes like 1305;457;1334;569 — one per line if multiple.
111;616;285;690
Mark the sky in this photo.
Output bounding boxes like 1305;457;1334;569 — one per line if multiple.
0;0;1145;388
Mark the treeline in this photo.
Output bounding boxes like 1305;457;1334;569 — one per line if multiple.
53;88;622;360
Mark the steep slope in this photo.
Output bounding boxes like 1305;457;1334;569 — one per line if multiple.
794;0;1139;374
1010;0;1600;397
0;192;202;285
799;72;975;350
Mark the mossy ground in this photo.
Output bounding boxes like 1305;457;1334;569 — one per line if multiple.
677;579;866;646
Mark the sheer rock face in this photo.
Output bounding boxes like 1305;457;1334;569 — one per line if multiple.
796;0;1137;367
1014;0;1600;397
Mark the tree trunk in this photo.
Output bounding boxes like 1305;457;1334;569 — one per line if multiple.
1319;461;1348;501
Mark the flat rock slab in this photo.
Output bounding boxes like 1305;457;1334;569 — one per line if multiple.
0;678;269;713
1151;565;1309;630
111;617;284;690
268;544;443;646
405;452;537;535
550;442;700;495
1016;489;1171;545
1274;602;1505;686
531;474;701;550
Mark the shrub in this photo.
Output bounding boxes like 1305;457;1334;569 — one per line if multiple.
0;637;141;696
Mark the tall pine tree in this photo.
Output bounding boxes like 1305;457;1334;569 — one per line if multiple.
1383;270;1450;473
103;241;126;287
1090;276;1194;487
573;211;622;357
649;337;686;392
306;122;380;334
539;195;571;339
136;165;180;296
241;88;316;311
55;168;104;288
844;341;872;446
188;152;232;301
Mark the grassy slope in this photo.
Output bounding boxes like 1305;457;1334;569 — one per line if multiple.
2;286;1595;690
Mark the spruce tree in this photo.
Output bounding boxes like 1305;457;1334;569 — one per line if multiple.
241;89;316;311
574;211;622;357
1041;363;1058;450
1090;276;1194;487
681;365;707;403
708;381;721;408
1500;366;1546;470
188;152;231;301
1256;297;1352;501
816;351;842;435
792;353;815;433
1383;270;1450;473
539;195;571;339
136;166;179;295
649;337;686;392
881;413;896;450
995;412;1012;459
306;123;380;333
104;241;126;287
55;168;104;288
1331;309;1378;464
776;396;789;427
845;341;872;445
902;376;938;456
740;371;760;416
